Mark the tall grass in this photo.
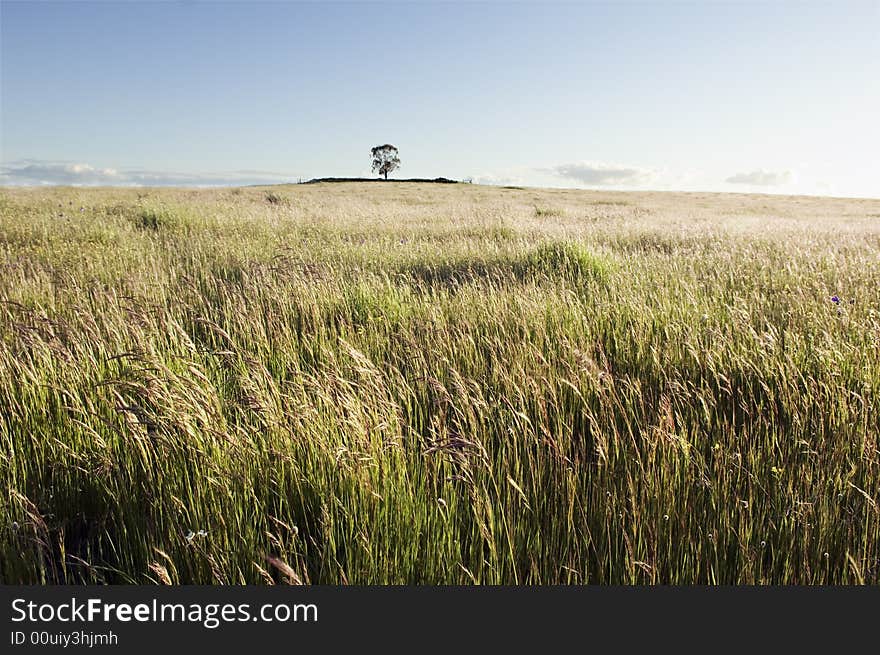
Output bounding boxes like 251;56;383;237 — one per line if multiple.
1;183;878;584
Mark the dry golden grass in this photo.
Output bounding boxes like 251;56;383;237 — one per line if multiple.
1;182;878;583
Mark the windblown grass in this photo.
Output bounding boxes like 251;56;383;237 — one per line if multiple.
1;183;878;584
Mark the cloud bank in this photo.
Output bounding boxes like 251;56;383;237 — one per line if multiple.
547;161;656;186
725;169;793;186
472;173;526;187
0;160;299;187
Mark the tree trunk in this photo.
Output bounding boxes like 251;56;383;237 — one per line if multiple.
384;171;388;180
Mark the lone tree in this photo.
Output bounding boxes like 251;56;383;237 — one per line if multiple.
371;144;400;180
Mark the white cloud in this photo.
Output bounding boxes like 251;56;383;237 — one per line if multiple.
0;160;300;187
472;173;526;187
725;169;794;186
546;161;656;186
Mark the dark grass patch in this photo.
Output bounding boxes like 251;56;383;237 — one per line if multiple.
132;206;191;232
401;241;614;290
104;203;132;218
134;207;172;231
265;191;289;206
535;207;565;218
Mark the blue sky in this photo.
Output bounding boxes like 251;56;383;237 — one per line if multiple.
1;0;878;197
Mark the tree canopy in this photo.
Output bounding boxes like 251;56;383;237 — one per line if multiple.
371;144;400;180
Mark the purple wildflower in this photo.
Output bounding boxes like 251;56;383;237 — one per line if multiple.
831;295;840;305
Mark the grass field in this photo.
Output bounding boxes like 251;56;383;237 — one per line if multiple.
1;182;878;584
